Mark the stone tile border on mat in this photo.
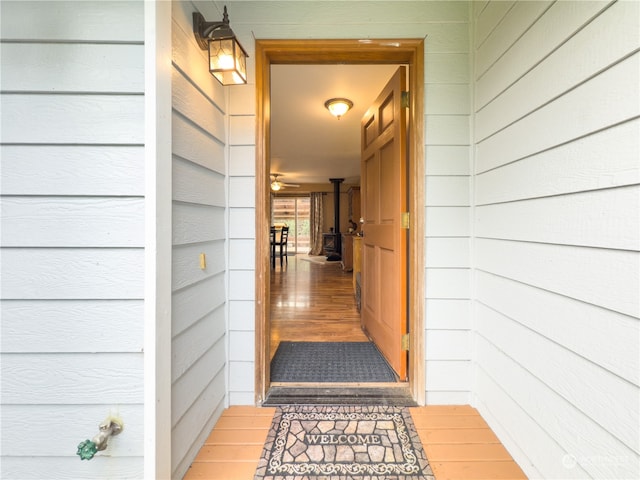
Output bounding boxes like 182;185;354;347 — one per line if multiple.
254;405;434;480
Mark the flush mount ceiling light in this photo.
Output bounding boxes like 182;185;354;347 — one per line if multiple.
193;6;248;85
324;98;354;119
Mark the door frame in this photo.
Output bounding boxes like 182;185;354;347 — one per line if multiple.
254;39;425;405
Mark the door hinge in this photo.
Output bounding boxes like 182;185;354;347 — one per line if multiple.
401;333;410;351
401;91;410;108
401;212;410;229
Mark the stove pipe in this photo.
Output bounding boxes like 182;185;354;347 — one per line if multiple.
329;178;344;255
329;178;344;233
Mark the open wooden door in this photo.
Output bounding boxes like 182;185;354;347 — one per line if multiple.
360;66;408;380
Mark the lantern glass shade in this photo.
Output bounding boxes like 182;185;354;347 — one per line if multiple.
208;37;248;85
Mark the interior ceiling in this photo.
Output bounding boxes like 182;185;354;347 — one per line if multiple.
270;64;399;186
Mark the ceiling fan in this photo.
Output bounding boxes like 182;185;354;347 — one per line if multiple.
270;173;300;191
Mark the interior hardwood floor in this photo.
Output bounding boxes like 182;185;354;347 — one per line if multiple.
183;405;528;480
269;254;369;360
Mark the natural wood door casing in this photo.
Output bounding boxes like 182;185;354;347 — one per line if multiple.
255;39;425;405
360;67;408;380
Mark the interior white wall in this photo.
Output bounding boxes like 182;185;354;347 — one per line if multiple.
471;2;640;478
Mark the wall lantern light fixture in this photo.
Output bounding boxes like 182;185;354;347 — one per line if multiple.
324;98;354;119
193;6;248;85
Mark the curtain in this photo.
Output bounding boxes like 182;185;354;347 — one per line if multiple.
309;192;324;255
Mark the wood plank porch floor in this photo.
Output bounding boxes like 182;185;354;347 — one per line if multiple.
183;255;526;479
183;405;527;480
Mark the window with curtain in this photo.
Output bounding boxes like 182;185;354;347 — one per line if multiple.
271;196;311;253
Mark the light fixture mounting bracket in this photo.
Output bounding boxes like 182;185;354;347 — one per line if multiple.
193;7;234;50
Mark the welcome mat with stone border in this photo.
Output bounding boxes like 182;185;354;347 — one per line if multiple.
254;405;434;480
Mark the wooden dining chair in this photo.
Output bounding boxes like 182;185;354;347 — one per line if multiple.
270;226;277;268
277;226;289;267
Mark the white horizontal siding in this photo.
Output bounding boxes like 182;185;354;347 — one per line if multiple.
474;0;611;109
477;271;639;385
1;300;143;353
472;2;640;479
226;40;257;407
229;239;256;270
0;1;145;478
473;0;514;48
172;113;225;172
172;242;226;291
425;53;470;84
172;375;226;477
426;330;471;361
425;360;471;392
1;197;145;247
425;92;472;408
0;146;144;196
2;405;143;456
475;1;552;78
475;368;583;480
171;338;226;425
426;176;470;206
426;238;470;267
1;43;144;93
2;353;144;404
1;458;143;480
477;302;638;449
173;157;226;206
425;145;470;175
172;203;225;245
0;1;144;42
229;300;255;331
219;0;473;406
229;360;256;405
475;120;640;205
172;68;225;142
172;274;227;338
477;52;640;172
172;307;226;383
1;94;144;145
229;145;256;176
476;238;639;318
476;1;639;141
476;336;639;479
1;249;144;299
425;299;471;330
475;186;640;250
425;206;470;237
170;2;229;478
425;268;471;299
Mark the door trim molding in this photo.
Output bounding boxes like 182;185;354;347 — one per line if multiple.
254;39;425;405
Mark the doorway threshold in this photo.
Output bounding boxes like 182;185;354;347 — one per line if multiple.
263;383;417;406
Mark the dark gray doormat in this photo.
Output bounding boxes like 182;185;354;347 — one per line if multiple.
270;342;398;383
254;405;434;480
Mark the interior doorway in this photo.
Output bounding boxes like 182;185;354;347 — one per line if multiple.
255;39;426;405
